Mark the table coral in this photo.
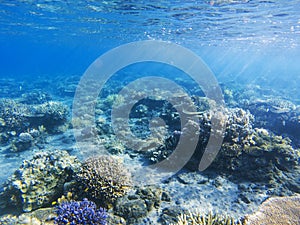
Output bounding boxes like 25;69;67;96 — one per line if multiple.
245;195;300;225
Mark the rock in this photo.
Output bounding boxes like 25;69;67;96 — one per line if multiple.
0;207;55;225
114;198;148;224
107;213;126;225
0;150;81;212
11;132;35;152
135;186;162;211
161;191;171;202
177;172;208;185
18;133;33;143
113;186;163;224
159;206;187;225
0;214;42;225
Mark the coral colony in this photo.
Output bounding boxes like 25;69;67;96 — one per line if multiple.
75;155;132;206
54;198;107;225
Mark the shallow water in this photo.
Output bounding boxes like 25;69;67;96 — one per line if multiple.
0;1;300;224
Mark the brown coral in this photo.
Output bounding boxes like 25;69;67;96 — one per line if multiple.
75;155;132;207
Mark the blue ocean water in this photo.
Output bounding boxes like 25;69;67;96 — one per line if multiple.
0;0;300;223
1;1;300;84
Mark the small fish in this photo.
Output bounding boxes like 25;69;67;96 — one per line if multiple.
52;201;57;205
67;192;72;199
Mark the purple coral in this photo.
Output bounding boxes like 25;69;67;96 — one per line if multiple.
54;198;107;225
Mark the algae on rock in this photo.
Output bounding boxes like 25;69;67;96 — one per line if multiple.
0;150;81;213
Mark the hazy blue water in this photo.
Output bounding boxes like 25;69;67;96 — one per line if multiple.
0;1;300;219
0;0;300;89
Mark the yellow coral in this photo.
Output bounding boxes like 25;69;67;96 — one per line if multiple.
245;196;300;225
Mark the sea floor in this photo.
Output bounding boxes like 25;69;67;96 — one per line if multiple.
0;75;299;224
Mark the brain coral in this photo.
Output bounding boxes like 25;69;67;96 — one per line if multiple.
0;150;81;212
75;155;132;207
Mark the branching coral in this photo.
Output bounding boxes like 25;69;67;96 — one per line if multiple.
75;155;132;207
171;211;245;225
54;198;107;225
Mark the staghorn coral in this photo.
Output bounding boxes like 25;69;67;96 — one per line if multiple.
75;155;132;207
0;150;81;212
54;198;107;225
171;211;245;225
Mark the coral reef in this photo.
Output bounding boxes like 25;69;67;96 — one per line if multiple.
0;99;68;135
243;98;300;139
0;207;55;225
223;83;300;142
171;212;245;225
0;99;69;151
245;195;300;225
0;150;81;212
54;198;107;225
75;155;132;207
213;128;299;188
56;76;80;97
0;99;30;135
27;101;69;133
20;91;52;104
185;106;300;186
91;91;299;191
0;214;42;225
1;76;299;225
